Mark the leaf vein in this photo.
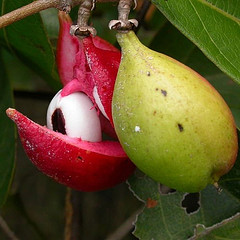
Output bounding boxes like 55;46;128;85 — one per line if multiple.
159;196;174;239
188;0;239;76
198;0;240;24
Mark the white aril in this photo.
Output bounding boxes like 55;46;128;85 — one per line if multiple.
47;90;102;142
93;86;109;120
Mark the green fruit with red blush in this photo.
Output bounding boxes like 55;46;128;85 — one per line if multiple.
112;31;238;193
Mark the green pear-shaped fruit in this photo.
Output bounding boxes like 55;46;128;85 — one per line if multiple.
112;31;238;193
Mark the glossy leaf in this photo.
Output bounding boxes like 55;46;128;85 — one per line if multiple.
0;0;60;90
0;49;15;208
40;8;59;40
152;0;240;83
129;175;240;239
128;144;240;239
196;214;240;239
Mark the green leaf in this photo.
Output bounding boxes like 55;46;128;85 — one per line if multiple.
152;0;240;83
0;49;15;208
195;214;240;239
0;0;61;90
149;20;220;76
40;8;59;40
129;175;240;239
128;130;240;239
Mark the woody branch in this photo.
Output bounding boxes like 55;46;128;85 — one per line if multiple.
0;0;119;29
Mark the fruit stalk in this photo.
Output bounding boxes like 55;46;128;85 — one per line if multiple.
109;0;138;31
0;0;119;29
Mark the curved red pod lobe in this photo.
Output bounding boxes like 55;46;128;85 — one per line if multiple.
57;12;119;87
57;12;79;86
82;37;121;125
6;108;135;192
57;12;121;125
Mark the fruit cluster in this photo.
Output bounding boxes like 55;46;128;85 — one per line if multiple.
7;12;238;193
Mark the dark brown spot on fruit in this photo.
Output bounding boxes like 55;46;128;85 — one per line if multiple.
161;89;167;97
181;193;200;214
155;88;159;91
147;71;151;76
52;108;66;134
153;110;157;115
178;123;184;132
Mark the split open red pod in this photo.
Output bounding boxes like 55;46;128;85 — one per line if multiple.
6;12;135;191
6;108;135;191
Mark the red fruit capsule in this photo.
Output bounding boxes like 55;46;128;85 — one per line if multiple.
6;12;135;191
6;109;135;191
57;12;121;126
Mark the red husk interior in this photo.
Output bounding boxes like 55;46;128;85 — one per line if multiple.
82;37;120;125
57;11;121;125
7;108;135;192
6;13;135;192
57;12;79;86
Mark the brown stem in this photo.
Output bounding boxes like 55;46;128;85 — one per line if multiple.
77;0;93;27
108;0;138;31
64;188;73;240
0;0;119;29
105;208;143;240
118;0;134;21
64;188;82;240
0;215;20;240
0;0;58;29
70;0;97;37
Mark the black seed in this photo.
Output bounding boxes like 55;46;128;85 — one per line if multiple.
78;156;82;160
52;108;66;134
181;193;200;214
178;123;184;132
161;89;167;97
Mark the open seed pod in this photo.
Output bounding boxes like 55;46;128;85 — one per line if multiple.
6;12;135;192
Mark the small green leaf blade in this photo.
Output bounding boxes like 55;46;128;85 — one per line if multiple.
129;177;240;239
0;49;15;208
152;0;240;83
0;0;61;90
196;214;240;239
